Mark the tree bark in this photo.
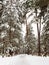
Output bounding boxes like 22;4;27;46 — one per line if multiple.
35;8;41;56
37;23;41;56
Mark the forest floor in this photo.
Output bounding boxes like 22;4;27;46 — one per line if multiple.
0;54;49;65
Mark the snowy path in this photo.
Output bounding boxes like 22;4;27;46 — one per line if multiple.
0;54;49;65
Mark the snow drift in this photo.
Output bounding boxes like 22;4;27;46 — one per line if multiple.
0;54;49;65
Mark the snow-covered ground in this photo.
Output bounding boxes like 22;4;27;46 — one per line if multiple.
0;54;49;65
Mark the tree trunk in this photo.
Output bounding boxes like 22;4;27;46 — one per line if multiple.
37;23;41;56
35;8;41;56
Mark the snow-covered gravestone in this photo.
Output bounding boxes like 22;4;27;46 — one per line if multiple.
0;54;49;65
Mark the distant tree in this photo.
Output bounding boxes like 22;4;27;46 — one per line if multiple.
0;0;23;55
24;22;36;55
41;6;49;56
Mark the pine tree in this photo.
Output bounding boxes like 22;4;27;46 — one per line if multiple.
41;6;49;56
24;22;36;55
0;0;4;54
0;0;23;55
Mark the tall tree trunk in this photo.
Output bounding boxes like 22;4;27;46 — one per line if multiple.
0;1;3;17
26;17;29;54
9;26;11;44
9;20;12;45
44;39;47;56
35;8;41;56
9;0;12;45
37;23;40;56
40;17;41;30
0;1;4;56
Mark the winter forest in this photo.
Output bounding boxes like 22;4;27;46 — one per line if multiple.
0;0;49;57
